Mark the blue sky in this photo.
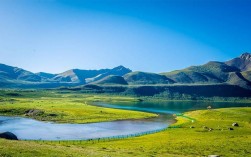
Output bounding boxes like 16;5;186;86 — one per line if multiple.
0;0;250;73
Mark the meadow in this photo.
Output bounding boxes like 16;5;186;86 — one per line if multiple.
0;90;250;156
0;90;156;123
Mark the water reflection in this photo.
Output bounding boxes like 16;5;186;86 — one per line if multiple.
95;101;251;114
0;115;171;140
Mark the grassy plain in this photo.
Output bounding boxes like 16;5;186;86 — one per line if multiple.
0;90;156;123
0;90;251;156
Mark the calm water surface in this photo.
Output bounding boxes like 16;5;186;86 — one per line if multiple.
0;101;250;140
0;115;171;140
94;101;251;114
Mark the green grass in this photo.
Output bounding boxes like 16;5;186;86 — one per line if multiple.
85;107;251;156
1;107;251;156
0;92;156;123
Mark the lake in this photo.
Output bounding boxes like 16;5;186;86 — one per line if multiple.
94;100;251;114
0;100;250;140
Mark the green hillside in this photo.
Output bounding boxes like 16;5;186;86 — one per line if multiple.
1;53;251;93
52;66;131;83
92;75;128;85
124;71;174;84
161;61;240;84
241;70;251;82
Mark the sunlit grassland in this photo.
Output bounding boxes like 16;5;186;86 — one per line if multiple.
84;107;251;156
1;107;250;156
0;91;156;123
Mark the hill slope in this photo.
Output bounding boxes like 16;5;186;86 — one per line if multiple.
0;64;131;88
124;71;174;84
36;72;56;79
161;61;240;84
52;66;131;83
0;63;42;82
92;75;128;85
225;52;251;71
160;53;251;90
0;52;251;92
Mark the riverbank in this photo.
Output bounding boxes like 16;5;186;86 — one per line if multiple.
1;107;250;156
0;97;156;124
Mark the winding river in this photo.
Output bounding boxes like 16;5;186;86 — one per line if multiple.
0;101;250;140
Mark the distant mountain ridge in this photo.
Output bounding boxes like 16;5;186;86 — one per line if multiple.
91;75;128;85
0;64;131;88
161;61;240;84
124;71;174;84
225;53;251;71
52;65;131;83
0;63;42;82
0;52;251;90
159;53;251;89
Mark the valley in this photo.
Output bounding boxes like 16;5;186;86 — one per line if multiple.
1;0;251;156
0;90;250;156
1;53;251;156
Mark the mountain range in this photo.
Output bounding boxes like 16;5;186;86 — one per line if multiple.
0;64;131;88
0;53;251;91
